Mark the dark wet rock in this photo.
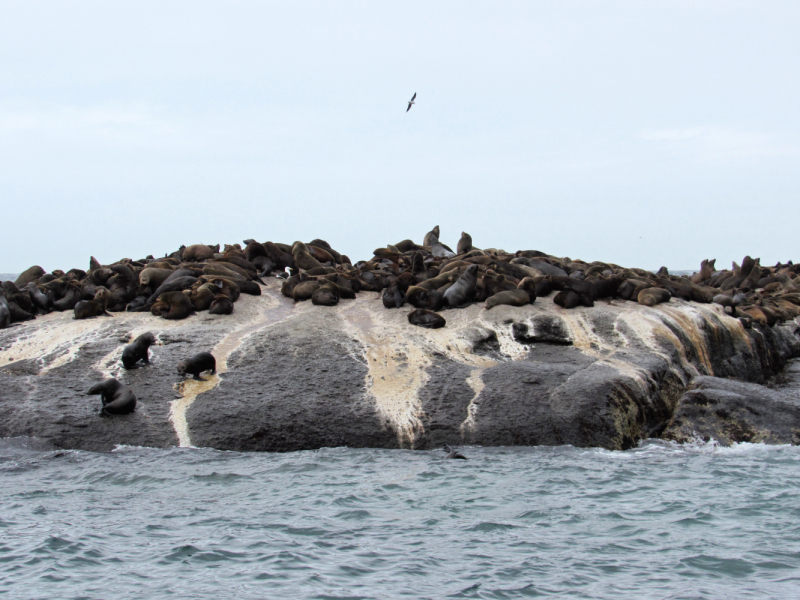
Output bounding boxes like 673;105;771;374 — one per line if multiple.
663;376;800;446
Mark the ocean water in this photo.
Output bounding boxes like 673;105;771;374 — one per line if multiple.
1;440;799;599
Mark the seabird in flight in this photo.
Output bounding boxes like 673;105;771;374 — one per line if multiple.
406;92;416;112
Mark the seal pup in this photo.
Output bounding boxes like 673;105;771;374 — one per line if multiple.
87;379;137;415
177;352;217;381
121;332;159;369
443;445;467;460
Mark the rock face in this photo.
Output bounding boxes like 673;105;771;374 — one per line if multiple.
1;279;799;452
663;375;800;445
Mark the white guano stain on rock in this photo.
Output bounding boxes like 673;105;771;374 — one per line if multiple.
169;284;299;448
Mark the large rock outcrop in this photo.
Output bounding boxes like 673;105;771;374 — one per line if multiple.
1;279;799;452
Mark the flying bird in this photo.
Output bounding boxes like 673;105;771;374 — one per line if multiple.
406;92;416;112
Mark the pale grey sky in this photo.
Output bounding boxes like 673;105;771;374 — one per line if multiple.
1;1;798;273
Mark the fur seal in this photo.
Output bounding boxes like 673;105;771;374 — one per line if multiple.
293;279;320;302
457;232;473;255
138;268;175;294
145;276;199;306
14;266;45;288
88;379;137;415
429;234;455;259
122;332;159;369
443;444;467;459
292;241;325;271
48;279;83;312
177;352;217;380
106;264;138;311
408;308;446;329
74;287;112;319
27;282;53;314
0;290;10;329
444;264;479;307
407;286;445;311
182;244;216;262
638;287;671;307
312;281;340;306
423;225;440;248
155;291;194;319
382;283;407;308
209;294;233;314
485;289;530;309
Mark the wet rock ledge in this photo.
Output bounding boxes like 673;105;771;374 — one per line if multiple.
1;278;799;452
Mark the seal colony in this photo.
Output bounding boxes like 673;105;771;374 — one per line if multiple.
2;226;800;450
3;227;800;332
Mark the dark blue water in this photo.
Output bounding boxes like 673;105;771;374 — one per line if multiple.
1;439;799;599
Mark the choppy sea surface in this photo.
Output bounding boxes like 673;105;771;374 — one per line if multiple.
1;439;799;600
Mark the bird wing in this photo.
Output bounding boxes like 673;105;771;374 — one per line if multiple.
410;92;416;101
406;103;412;112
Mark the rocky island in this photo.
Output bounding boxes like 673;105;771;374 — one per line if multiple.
2;230;799;452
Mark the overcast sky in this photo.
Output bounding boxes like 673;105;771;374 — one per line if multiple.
1;1;798;274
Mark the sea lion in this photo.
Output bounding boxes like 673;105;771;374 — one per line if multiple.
408;309;446;329
157;291;194;320
457;232;473;255
638;287;671;307
122;332;159;369
209;294;234;315
26;282;53;314
423;225;440;248
87;379;137;415
182;244;216;262
73;287;112;319
312;281;340;306
485;289;530;309
0;290;10;328
177;352;217;380
444;264;479;307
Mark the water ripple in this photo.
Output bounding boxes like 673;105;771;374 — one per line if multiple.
1;440;799;599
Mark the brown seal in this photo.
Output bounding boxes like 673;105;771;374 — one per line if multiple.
457;232;473;255
485;289;530;309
